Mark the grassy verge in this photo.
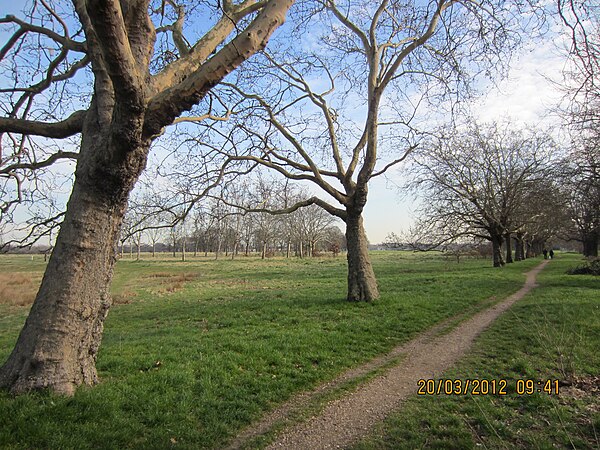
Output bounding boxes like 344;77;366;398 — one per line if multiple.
0;252;550;449
353;253;600;449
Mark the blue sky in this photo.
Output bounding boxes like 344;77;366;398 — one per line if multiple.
0;0;573;244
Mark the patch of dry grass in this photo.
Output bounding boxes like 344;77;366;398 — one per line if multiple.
112;290;138;305
147;272;199;295
0;272;43;306
0;267;199;308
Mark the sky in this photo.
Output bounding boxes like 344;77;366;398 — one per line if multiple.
361;31;571;244
0;0;575;245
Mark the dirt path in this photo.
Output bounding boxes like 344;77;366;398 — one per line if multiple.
228;261;549;450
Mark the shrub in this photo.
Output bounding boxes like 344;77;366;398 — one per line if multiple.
567;259;600;276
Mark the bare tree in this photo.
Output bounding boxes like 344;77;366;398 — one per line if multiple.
407;122;555;267
146;227;163;258
559;142;600;256
294;204;337;257
0;0;294;395
191;0;538;300
509;176;566;259
557;1;600;257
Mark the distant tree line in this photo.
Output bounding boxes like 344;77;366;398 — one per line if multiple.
118;180;346;261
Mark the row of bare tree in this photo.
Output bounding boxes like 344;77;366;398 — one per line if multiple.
390;120;598;266
119;186;345;260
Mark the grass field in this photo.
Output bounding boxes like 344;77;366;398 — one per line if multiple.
0;251;597;449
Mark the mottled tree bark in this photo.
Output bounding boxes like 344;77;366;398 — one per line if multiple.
345;211;379;302
514;233;525;261
0;108;151;394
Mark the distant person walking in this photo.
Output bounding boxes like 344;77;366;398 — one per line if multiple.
543;249;548;259
549;249;554;259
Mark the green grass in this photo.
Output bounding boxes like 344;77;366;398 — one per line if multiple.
353;254;600;450
0;252;592;449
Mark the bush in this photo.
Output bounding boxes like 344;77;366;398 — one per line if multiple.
567;259;600;275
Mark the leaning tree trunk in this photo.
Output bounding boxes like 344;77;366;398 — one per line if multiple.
345;211;379;302
0;117;150;395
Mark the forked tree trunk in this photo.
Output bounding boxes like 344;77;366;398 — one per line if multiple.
0;124;150;394
345;212;379;302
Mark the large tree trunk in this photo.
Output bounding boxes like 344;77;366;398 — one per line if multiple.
345;212;379;302
491;233;505;268
514;233;525;261
0;123;149;394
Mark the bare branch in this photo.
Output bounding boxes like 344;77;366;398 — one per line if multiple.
0;15;87;58
1;151;78;174
0;110;86;138
144;0;294;138
370;144;417;179
214;194;347;220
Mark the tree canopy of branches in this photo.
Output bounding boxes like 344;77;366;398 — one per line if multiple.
407;121;556;267
0;0;294;395
558;0;600;256
559;0;600;127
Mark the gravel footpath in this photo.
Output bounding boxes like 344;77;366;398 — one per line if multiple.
228;260;549;450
